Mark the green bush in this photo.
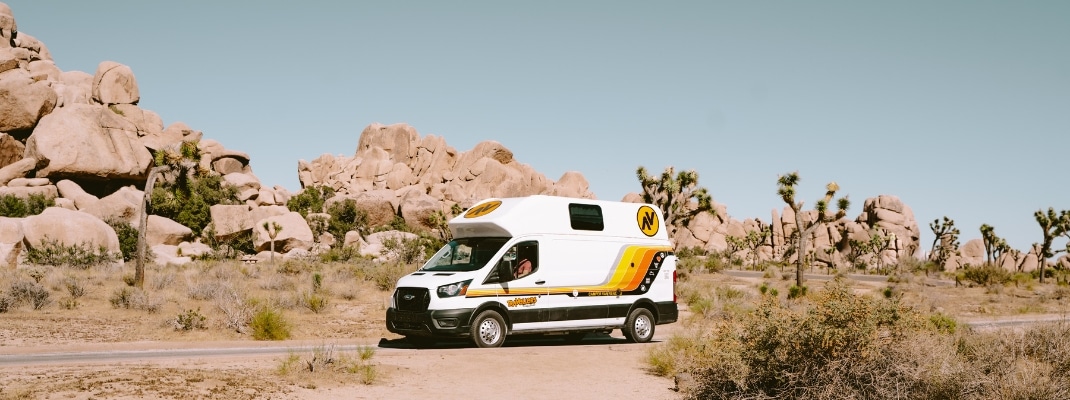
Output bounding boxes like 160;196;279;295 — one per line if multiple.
0;193;54;217
961;263;1012;286
318;245;360;263
150;173;238;237
287;185;335;218
250;307;291;340
173;308;208;331
25;237;120;269
326;199;369;246
106;218;143;262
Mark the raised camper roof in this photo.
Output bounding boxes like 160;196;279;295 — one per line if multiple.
449;195;669;241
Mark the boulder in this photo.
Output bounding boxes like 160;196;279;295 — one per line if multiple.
0;184;56;200
24;104;152;180
21;207;121;259
55;179;98;209
150;244;192;266
55;71;93;107
399;191;441;229
253;211;313;253
223;172;261;201
0;216;23;269
147;215;192;246
361;230;418;260
0;132;23;168
178;241;212;259
209;204;252;240
91;61;139;105
80;186;141;224
0;69;56;133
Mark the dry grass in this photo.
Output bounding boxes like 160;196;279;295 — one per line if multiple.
0;258;414;346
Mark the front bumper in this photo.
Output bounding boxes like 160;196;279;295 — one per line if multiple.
386;307;476;338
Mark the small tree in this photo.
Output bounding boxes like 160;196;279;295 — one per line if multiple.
1033;208;1070;284
928;217;960;271
776;172;849;288
263;221;283;266
636;166;714;237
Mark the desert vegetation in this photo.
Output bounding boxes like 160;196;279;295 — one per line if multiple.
649;251;1070;399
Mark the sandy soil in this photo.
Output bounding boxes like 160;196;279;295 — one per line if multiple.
2;264;1067;400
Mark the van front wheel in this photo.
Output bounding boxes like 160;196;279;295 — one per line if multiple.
471;310;507;348
623;308;654;343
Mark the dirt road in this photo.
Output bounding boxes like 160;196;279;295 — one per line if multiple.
0;330;683;400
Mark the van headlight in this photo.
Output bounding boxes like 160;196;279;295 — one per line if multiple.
437;279;472;298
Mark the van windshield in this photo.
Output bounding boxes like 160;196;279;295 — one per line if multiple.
420;237;509;272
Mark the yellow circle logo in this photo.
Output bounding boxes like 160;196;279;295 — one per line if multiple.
464;200;502;218
637;205;659;237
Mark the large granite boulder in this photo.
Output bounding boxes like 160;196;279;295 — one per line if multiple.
21;207;121;259
23;104;152;181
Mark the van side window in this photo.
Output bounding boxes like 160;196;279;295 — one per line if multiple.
492;241;539;282
568;203;604;231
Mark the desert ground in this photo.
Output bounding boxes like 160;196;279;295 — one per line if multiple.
1;261;1067;400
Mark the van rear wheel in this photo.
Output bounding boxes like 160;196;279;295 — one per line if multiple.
471;310;507;348
623;308;655;343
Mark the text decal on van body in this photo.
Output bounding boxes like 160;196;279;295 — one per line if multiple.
637;206;659;237
507;297;538;307
464;200;502;218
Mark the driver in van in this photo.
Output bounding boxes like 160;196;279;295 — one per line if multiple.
513;247;533;279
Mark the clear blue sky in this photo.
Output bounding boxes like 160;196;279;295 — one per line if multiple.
8;1;1068;255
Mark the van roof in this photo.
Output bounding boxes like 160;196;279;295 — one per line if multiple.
449;195;669;241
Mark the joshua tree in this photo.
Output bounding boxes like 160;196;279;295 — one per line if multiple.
263;221;283;265
979;224;1012;266
1033;208;1070;283
928;217;960;270
136;141;201;289
636;166;714;236
776;172;849;287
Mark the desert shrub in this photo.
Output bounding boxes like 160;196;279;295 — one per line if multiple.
214;286;253;334
299;290;330;314
105;218;142;262
250;307;291;340
109;287;161;312
319;245;360;263
0;193;54;217
787;284;808;299
150;172;238;237
325;199;370;245
676;246;708;259
63;276;86;298
961;263;1012;287
287;185;334;218
7;280;51;310
25;237;120;269
929;312;959;334
366;262;413;291
200;227;255;259
380;235;436;264
0;296;10;313
172;308;208;331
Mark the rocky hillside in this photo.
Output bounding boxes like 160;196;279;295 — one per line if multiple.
6;2;1038;273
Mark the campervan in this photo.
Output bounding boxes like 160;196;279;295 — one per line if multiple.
385;195;678;348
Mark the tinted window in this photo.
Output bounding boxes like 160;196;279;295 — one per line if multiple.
569;203;604;231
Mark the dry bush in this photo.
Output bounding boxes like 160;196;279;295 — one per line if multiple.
655;276;1070;400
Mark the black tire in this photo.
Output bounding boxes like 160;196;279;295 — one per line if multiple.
470;310;507;348
622;308;655;343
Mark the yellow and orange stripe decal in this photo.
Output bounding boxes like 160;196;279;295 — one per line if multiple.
466;245;672;297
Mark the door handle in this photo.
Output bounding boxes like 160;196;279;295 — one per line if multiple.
535;280;545;285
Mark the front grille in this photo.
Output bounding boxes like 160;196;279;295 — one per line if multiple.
394;287;430;312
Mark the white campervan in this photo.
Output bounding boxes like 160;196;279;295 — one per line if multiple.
386;195;679;348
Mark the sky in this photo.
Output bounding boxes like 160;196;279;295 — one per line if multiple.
7;1;1068;255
